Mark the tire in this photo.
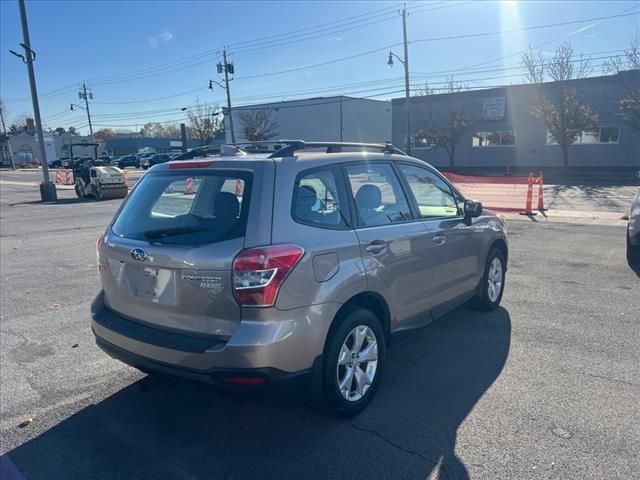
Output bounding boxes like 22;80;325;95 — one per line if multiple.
468;247;506;311
627;226;640;264
323;308;385;417
74;181;83;198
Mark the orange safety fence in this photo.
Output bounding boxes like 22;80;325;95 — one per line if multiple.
442;171;544;213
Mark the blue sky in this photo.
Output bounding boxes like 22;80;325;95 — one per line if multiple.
1;0;638;134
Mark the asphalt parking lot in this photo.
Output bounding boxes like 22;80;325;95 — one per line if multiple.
1;179;639;480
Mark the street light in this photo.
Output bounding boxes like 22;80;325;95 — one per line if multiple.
386;7;411;155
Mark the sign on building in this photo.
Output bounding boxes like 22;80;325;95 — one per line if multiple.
482;96;506;120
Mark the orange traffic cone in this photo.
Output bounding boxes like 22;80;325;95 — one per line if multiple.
520;173;537;216
537;170;546;211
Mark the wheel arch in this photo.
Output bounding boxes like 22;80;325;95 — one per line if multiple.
325;291;391;354
490;238;508;268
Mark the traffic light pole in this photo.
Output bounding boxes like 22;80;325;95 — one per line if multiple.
17;0;56;201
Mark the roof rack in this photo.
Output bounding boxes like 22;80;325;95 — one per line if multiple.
268;140;407;158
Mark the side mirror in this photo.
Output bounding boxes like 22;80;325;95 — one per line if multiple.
464;200;483;222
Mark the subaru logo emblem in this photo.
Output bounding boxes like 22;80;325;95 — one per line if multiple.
130;248;147;262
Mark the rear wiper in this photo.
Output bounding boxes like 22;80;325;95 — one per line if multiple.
143;226;208;239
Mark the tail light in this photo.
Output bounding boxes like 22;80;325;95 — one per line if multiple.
96;234;104;271
233;244;304;307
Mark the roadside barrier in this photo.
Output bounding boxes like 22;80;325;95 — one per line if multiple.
54;169;73;185
442;171;545;213
185;177;194;194
537;171;546;211
520;173;536;216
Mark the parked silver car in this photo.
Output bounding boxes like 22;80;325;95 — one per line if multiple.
627;189;640;264
92;141;508;416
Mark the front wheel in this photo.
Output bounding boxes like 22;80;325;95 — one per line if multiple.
468;248;506;311
74;181;84;198
323;308;385;417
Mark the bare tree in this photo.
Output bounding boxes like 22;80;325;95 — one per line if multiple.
139;122;166;137
603;33;640;133
522;46;546;84
239;109;279;143
603;31;639;74
413;77;472;166
443;75;469;93
522;42;598;167
413;81;435;97
94;128;115;142
547;43;592;81
163;123;181;139
186;100;223;145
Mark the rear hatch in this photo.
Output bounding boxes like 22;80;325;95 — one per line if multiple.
99;162;270;340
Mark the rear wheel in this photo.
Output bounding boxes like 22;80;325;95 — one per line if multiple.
323;308;385;417
627;226;640;264
468;248;506;311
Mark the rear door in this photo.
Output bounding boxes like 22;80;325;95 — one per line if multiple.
99;163;272;340
344;162;435;328
397;163;481;311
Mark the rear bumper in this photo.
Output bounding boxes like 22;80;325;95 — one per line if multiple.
91;292;338;383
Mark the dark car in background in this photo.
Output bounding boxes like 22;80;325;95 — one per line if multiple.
138;153;156;170
49;157;66;168
141;153;171;169
115;155;139;169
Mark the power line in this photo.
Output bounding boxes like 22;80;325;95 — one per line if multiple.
230;2;461;55
92;87;208;105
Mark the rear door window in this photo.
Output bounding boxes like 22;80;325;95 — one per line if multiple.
292;169;345;228
111;171;251;245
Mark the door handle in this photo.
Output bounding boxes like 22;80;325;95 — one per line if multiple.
432;234;446;245
365;240;387;254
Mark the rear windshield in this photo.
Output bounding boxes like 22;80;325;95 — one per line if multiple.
111;170;251;245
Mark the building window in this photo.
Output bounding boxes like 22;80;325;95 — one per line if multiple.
546;126;620;145
18;145;33;163
472;131;515;147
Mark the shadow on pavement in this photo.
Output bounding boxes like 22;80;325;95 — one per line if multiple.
6;307;511;480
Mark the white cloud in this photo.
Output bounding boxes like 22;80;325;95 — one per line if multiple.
148;30;174;48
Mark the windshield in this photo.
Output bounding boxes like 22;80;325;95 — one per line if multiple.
111;170;251;245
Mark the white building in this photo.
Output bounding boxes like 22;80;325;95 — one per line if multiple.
225;96;392;145
6;133;94;166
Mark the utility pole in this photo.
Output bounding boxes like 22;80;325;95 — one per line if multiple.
211;49;236;143
386;5;412;155
222;49;235;143
0;105;16;170
15;0;56;201
401;6;411;156
79;82;94;142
